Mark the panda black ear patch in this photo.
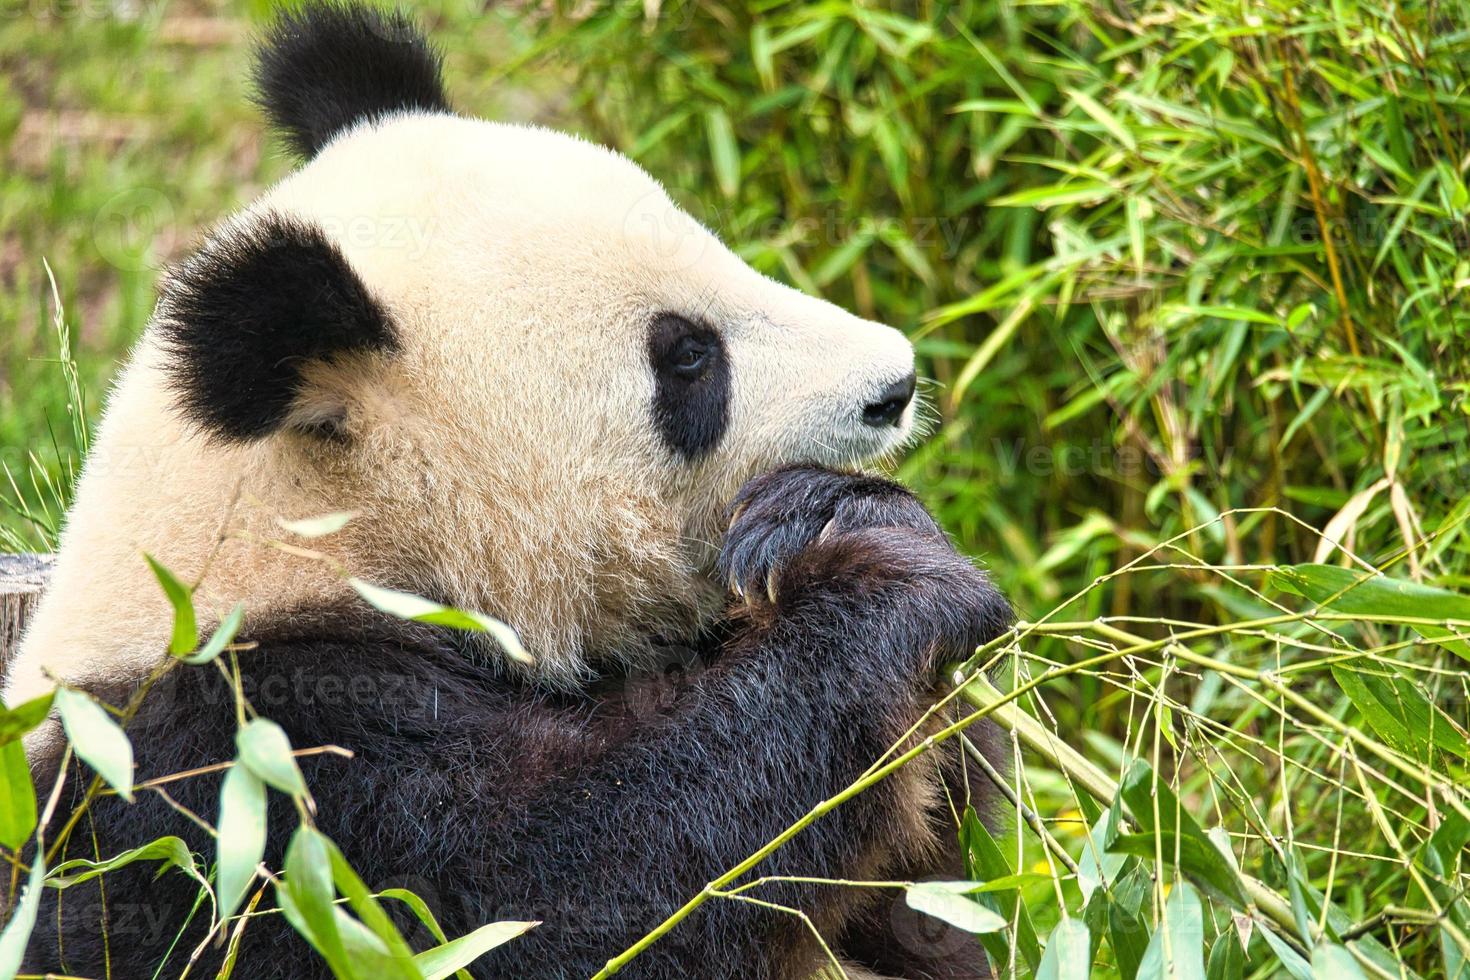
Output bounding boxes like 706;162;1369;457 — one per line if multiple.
252;2;451;159
158;212;398;442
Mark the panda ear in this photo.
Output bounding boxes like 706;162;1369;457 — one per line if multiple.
158;212;398;442
252;2;452;160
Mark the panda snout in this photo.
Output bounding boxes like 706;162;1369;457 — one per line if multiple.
860;371;917;428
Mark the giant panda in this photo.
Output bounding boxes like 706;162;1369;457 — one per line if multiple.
7;4;1012;978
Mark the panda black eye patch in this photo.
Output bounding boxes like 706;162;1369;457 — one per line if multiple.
648;312;730;460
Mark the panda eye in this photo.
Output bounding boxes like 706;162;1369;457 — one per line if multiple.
648;312;730;459
670;336;709;377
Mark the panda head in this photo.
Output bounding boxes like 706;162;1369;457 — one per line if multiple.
19;2;921;693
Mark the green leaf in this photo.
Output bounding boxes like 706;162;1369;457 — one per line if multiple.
381;888;470;980
183;603;245;666
704;108;740;199
279;826;352;977
1136;882;1204;980
992;181;1113;209
1162;304;1279;326
1066;88;1136;151
1330;662;1468;762
0;692;55;745
1107;761;1248;909
749;22;774;90
1269;865;1411;978
1420;813;1470;980
1272;563;1470;662
321;833;421;978
414;920;539;980
1312;944;1368;979
963;872;1054;893
1206;931;1243;980
1257;923;1311;980
1037;918;1092;980
331;911;409;976
1077;806;1127;906
904;881;1008;934
1109;896;1149;980
145;553;198;656
236;718;307;796
216;763;267;922
349;579;532;665
48;836;210;904
961;807;1042;972
0;739;36;851
54;687;134;802
277;511;356;538
1284;847;1313;943
0;846;44;978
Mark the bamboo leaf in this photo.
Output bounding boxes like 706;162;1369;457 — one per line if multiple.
1108;761;1248;909
216;764;267;923
0;847;44;978
0;692;54;745
961;807;1043;971
1205;932;1243;980
905;881;1008;934
145;553;197;656
1331;663;1468;761
279;826;353;976
1136;881;1204;980
349;579;532;665
1312;944;1368;979
1257;924;1311;979
277;511;356;538
322;832;421;977
183;602;245;665
414;920;540;980
1066;88;1136;150
1038;918;1092;979
48;836;213;930
54;687;133;802
992;181;1113;209
0;740;36;851
704;108;740;199
236;718;308;796
1272;563;1470;661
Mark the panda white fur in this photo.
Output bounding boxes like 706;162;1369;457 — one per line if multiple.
11;4;1011;978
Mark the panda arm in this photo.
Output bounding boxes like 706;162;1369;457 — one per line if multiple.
320;523;1006;979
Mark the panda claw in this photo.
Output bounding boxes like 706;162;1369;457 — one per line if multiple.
765;569;779;604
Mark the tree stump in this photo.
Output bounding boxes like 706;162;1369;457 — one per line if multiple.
0;553;51;671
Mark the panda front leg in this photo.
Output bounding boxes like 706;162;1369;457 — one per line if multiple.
716;465;1009;980
469;465;1011;980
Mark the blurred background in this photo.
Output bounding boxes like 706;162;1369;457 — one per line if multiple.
4;1;1470;975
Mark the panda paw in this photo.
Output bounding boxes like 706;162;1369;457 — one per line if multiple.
718;465;943;604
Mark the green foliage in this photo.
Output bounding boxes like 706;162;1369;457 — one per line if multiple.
523;1;1470;976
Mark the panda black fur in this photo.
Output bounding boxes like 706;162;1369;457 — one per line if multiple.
12;5;1012;978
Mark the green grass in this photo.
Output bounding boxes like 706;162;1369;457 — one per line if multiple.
4;0;1470;978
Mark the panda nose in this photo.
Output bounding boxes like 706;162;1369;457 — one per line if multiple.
861;372;916;427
